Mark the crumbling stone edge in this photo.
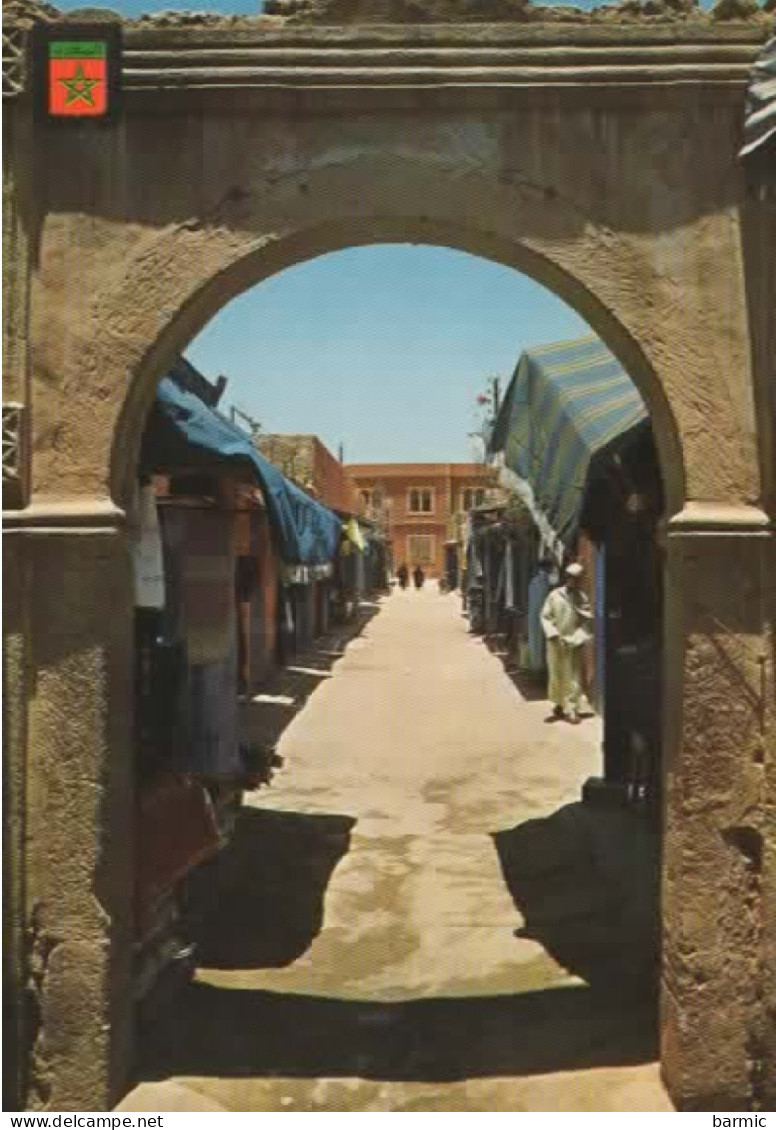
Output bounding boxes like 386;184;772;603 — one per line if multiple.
2;0;774;30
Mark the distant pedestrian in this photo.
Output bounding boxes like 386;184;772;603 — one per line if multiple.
540;562;593;723
413;565;425;590
397;563;409;590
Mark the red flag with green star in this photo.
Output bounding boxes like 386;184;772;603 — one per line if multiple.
48;40;108;117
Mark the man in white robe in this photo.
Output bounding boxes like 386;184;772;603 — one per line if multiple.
540;562;594;722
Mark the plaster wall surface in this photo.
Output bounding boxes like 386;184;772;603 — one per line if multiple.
26;70;762;514
2;15;774;1112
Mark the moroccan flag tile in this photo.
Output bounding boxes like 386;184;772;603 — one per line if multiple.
48;40;108;117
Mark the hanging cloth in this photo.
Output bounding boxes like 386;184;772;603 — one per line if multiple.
184;649;242;777
136;774;220;926
181;509;235;665
345;517;365;552
495;548;506;605
155;506;242;777
504;540;516;611
527;568;551;672
471;537;484;581
131;484;166;609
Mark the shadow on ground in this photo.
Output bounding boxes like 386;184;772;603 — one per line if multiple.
143;981;658;1083
503;666;550;703
187;807;356;970
142;797;659;1086
493;801;660;1000
193;604;379;968
481;634;549;701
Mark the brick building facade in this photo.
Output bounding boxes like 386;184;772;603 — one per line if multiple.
347;462;492;577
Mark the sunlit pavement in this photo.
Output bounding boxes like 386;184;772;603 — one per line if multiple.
120;586;671;1112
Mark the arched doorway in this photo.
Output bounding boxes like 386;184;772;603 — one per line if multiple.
6;27;772;1107
117;241;677;1112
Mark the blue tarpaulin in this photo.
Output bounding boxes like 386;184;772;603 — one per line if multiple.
488;335;648;560
142;377;343;567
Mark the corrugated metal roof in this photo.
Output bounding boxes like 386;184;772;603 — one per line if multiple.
488;335;648;558
741;37;776;159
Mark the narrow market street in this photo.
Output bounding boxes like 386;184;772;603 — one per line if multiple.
123;586;669;1113
7;13;773;1108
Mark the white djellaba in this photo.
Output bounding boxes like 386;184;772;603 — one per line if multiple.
540;563;594;720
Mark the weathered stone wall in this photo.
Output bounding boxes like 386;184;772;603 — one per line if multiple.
3;89;34;1112
261;0;771;23
739;167;776;1112
2;12;773;1112
661;524;773;1109
27;31;772;516
24;528;134;1110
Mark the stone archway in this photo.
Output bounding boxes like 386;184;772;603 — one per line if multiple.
4;10;773;1112
108;215;688;516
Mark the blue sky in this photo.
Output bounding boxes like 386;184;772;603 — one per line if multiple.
186;245;590;463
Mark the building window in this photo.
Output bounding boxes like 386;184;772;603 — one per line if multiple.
461;487;486;511
407;487;434;514
407;534;435;566
360;489;373;508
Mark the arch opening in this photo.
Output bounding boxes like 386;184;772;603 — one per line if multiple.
121;234;679;1107
110;220;686;522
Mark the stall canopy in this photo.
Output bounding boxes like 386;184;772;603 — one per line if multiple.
740;36;776;160
488;335;648;560
141;377;343;566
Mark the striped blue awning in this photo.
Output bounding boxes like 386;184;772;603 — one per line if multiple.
488;335;648;559
741;37;776;159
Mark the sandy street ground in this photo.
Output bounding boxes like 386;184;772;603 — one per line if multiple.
121;586;671;1113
